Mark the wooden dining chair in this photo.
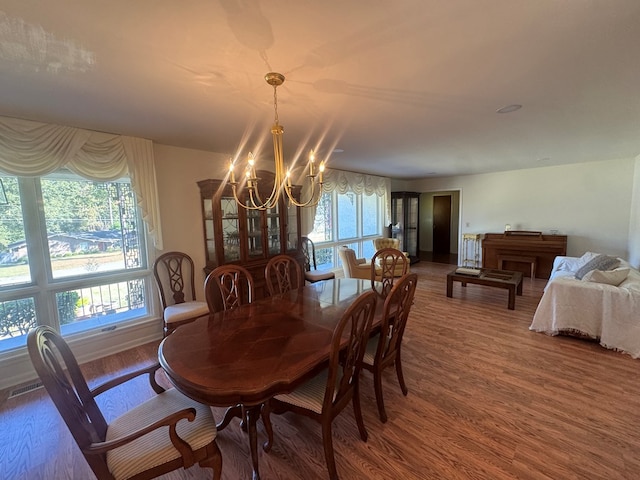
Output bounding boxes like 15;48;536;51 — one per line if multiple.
370;247;410;297
153;251;209;336
264;290;377;480
27;325;222;480
204;264;265;434
265;254;304;295
301;236;335;283
361;273;418;423
204;264;255;313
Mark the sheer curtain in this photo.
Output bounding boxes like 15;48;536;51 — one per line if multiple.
0;116;163;249
300;167;391;235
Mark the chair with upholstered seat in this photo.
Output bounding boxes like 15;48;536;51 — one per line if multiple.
204;264;266;434
28;325;223;480
264;290;377;480
301;236;335;283
370;247;410;297
204;264;255;313
337;246;377;280
265;254;304;295
361;273;418;423
153;251;209;336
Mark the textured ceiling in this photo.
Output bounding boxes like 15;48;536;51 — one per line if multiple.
1;1;639;179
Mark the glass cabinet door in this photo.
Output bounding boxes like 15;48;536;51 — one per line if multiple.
406;196;419;257
221;196;240;263
286;202;298;251
203;198;216;264
246;209;264;258
266;203;281;255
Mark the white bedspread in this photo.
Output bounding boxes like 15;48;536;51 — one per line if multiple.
530;255;640;358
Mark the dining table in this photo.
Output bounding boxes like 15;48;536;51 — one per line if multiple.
158;277;385;480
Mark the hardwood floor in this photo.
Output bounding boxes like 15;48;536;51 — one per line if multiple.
2;262;640;479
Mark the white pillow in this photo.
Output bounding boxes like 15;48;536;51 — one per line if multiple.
582;267;630;286
577;251;600;267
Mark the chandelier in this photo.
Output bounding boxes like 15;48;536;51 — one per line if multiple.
228;72;325;210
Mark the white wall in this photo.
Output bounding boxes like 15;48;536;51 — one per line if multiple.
153;144;229;298
393;158;636;261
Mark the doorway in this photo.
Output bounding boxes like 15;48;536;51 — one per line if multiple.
418;191;460;265
433;195;451;254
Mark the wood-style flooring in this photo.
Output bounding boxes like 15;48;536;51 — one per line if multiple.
2;262;640;480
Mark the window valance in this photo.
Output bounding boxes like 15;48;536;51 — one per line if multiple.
321;168;389;197
300;167;391;234
0;116;163;249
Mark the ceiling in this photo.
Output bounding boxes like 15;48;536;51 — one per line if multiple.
1;1;640;179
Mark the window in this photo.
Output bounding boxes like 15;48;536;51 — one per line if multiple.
309;190;386;269
0;172;150;352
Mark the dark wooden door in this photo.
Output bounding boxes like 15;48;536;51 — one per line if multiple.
433;195;451;254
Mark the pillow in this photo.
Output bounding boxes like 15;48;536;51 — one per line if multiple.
582;267;630;286
577;251;599;267
574;254;620;280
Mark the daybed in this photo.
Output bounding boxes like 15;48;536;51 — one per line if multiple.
529;252;640;358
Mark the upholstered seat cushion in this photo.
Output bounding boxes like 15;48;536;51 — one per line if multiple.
362;334;380;365
274;371;339;414
106;388;217;480
362;333;392;365
305;270;335;283
163;301;209;324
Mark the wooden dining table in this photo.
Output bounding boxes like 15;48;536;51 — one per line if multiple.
158;278;385;480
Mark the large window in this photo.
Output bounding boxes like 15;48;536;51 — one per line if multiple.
0;171;150;352
309;190;385;270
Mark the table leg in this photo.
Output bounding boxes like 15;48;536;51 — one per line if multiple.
517;278;523;295
446;276;453;297
245;405;262;480
508;285;516;310
216;404;243;431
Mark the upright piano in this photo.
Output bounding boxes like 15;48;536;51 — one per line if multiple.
482;231;567;279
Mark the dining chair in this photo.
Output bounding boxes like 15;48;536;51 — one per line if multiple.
27;325;222;480
361;273;418;423
204;264;255;313
370;247;410;297
204;264;265;434
153;251;209;336
301;236;335;283
265;254;304;295
264;289;377;480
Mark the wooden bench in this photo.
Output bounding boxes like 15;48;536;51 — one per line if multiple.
497;254;536;279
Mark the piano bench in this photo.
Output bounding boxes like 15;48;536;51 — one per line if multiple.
497;254;536;279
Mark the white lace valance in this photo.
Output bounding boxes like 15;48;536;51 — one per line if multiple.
321;168;389;197
0;116;163;249
300;167;391;234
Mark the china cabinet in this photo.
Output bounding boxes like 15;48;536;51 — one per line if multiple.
197;171;302;299
391;191;420;264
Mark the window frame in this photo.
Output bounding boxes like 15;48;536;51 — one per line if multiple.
308;190;386;269
0;173;155;354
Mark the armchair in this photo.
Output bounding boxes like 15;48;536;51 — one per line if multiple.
372;237;400;251
338;246;378;280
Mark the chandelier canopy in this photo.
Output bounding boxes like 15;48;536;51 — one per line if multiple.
228;72;325;210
